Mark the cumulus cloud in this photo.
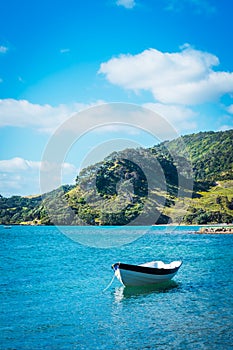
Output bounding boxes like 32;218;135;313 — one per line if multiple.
18;76;24;83
0;45;8;54
116;0;136;9
143;103;197;131
99;45;233;105
226;104;233;114
0;157;77;174
0;99;72;132
0;157;78;197
218;124;233;131
60;48;70;54
0;99;98;133
164;0;216;14
0;158;40;172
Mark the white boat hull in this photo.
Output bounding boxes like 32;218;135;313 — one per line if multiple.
113;261;182;287
117;269;178;286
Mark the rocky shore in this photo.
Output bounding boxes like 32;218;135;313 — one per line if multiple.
199;226;233;234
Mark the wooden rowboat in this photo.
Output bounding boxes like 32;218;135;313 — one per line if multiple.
112;260;182;287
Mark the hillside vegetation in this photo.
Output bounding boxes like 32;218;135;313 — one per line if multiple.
0;130;232;225
165;130;233;181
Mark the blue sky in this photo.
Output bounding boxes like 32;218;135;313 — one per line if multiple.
0;0;233;196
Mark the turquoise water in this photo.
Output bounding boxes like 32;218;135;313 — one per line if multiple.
0;225;233;349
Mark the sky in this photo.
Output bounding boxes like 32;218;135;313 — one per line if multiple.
0;0;233;197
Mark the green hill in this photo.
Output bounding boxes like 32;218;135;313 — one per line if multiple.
0;130;232;225
164;130;233;181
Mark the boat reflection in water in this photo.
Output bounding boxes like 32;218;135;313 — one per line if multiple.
114;280;180;302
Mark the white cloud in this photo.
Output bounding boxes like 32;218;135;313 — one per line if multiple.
18;76;24;83
143;103;197;131
219;106;233;131
0;157;78;197
0;157;40;172
0;99;96;133
116;0;136;9
99;45;233;105
164;0;216;14
226;104;233;114
0;157;77;174
0;45;8;54
93;124;141;134
0;173;22;194
60;48;70;54
218;124;233;131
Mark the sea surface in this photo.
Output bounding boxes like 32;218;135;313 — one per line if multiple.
0;225;233;349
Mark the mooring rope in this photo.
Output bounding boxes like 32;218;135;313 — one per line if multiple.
102;272;116;292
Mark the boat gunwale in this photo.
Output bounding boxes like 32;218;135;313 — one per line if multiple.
113;262;182;276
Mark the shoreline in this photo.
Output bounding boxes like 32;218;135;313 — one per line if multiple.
2;223;233;232
198;226;233;234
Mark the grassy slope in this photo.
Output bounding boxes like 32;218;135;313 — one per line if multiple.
167;180;233;224
188;180;233;214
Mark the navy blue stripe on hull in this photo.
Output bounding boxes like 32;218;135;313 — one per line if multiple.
115;263;180;276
